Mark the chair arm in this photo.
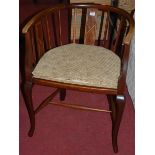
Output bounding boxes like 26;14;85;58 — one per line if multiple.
24;32;34;81
124;14;134;45
117;43;130;94
117;15;134;93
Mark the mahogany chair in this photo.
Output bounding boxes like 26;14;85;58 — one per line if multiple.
22;3;134;153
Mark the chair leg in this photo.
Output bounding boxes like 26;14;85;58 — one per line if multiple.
23;82;35;137
107;95;116;124
60;89;66;101
112;95;125;153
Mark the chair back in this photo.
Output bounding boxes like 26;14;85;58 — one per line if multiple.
22;3;134;78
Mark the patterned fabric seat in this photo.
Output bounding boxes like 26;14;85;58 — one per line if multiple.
32;43;121;89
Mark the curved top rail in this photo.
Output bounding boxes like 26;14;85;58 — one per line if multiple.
22;4;65;34
22;3;134;43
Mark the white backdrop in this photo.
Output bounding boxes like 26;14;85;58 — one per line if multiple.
127;32;135;105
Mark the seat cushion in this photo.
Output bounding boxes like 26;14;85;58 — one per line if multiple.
32;43;121;89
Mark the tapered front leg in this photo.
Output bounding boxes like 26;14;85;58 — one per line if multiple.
60;89;66;101
112;95;125;153
23;81;35;137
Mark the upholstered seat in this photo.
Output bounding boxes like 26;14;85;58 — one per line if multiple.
32;43;121;89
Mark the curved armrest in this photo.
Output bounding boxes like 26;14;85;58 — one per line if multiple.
117;43;131;94
117;15;134;93
124;17;134;45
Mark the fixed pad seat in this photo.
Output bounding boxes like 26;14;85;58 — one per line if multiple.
32;43;121;89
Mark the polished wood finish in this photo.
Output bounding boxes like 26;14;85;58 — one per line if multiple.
107;95;116;123
50;101;112;113
73;8;77;43
103;11;110;48
22;3;134;153
41;15;53;50
35;89;60;114
112;95;125;153
23;82;35;137
33;78;117;94
84;8;97;45
60;89;66;101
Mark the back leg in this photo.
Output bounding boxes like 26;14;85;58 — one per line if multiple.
60;89;66;101
107;95;116;124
